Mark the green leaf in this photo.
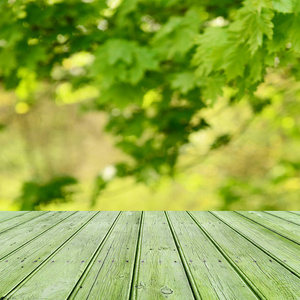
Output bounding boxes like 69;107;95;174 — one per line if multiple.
266;14;289;53
20;45;47;70
288;15;300;53
171;72;197;94
247;9;274;55
105;39;135;65
223;43;249;81
99;83;145;107
129;47;159;84
294;0;300;12
248;95;271;113
93;41;158;87
210;134;231;150
17;176;78;210
193;27;228;77
134;47;158;70
272;0;294;13
0;48;17;75
152;8;202;59
231;6;274;55
117;0;141;17
203;76;225;104
248;49;264;82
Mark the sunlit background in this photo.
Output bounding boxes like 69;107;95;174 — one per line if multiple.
1;70;299;210
0;0;300;211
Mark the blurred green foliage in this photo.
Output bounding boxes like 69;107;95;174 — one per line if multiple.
0;0;300;210
17;176;78;210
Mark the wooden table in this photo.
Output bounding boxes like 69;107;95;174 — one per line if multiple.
0;211;299;299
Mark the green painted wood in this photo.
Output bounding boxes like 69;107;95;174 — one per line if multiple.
166;211;257;300
9;212;120;299
72;211;142;300
0;211;28;223
0;211;299;299
212;211;300;276
190;211;300;300
237;211;300;244
132;211;195;300
266;211;300;225
0;211;97;297
0;211;74;260
0;211;48;234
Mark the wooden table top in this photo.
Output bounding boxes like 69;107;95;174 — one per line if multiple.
0;211;299;299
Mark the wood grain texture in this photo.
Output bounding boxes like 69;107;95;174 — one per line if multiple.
0;211;28;223
0;211;97;297
0;211;73;260
0;211;47;234
9;212;119;299
0;211;298;300
266;211;300;225
212;211;300;276
237;211;300;244
133;211;195;300
190;211;300;300
167;211;257;300
72;211;142;300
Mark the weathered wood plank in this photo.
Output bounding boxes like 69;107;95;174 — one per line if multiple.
0;211;97;297
190;211;300;300
167;211;257;300
266;211;300;226
0;211;48;234
212;211;300;276
0;211;28;223
132;211;195;300
72;211;142;300
0;211;298;299
8;212;120;299
237;211;300;244
0;211;74;260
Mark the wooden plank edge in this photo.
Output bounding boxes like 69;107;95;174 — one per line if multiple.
288;211;300;217
129;211;144;300
264;212;300;226
235;212;300;245
0;212;30;224
187;211;264;300
0;212;49;235
0;212;77;262
210;212;300;279
165;211;201;300
66;212;122;299
4;212;99;299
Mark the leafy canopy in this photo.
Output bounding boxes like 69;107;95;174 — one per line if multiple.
0;0;299;206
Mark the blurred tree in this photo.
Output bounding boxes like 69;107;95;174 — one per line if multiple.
0;0;299;208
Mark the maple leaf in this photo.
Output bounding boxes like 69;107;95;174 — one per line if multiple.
223;43;250;81
272;0;294;13
152;8;201;59
288;15;300;53
105;39;135;65
193;27;228;77
248;49;264;83
171;72;197;94
0;48;17;75
230;6;274;56
128;46;159;84
203;76;225;105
